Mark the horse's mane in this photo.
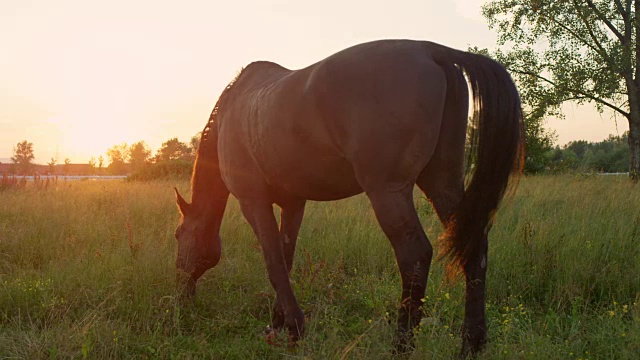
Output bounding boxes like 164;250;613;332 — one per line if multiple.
196;62;277;153
198;69;244;153
190;69;243;202
191;62;285;203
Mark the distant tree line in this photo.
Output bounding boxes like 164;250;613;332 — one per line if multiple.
4;129;630;179
525;131;630;174
1;133;201;178
545;133;630;174
106;133;201;178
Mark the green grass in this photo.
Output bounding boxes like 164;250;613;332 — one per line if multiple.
0;176;638;359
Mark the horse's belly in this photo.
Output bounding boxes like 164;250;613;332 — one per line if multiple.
265;155;363;201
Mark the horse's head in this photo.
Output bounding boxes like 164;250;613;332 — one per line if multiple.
174;188;222;301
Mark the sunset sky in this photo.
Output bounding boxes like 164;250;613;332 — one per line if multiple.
1;0;629;164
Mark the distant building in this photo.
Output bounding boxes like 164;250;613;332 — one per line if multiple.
53;163;94;176
0;163;13;175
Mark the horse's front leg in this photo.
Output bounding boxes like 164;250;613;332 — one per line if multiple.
271;199;306;332
239;199;305;343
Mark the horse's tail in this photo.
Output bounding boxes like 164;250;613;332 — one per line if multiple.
431;43;525;276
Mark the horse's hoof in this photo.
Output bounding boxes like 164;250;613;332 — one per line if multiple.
265;326;280;346
287;333;299;348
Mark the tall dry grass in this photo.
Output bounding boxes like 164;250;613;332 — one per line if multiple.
0;176;638;359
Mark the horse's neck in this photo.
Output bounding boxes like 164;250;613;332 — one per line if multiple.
191;130;229;220
192;158;225;198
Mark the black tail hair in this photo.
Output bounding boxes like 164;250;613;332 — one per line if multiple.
433;45;525;276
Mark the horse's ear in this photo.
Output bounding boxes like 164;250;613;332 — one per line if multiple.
174;187;190;215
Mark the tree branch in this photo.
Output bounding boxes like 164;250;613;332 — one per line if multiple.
585;0;626;43
513;69;630;117
570;0;617;69
563;95;590;102
614;0;628;20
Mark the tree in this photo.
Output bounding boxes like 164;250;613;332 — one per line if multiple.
155;138;191;163
88;157;97;175
63;158;71;175
106;143;129;175
190;132;201;159
11;140;35;175
547;147;578;173
566;140;590;160
483;0;640;180
129;141;151;172
524;115;557;173
47;157;57;175
583;133;630;172
98;155;105;175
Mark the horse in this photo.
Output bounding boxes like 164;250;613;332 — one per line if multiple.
173;39;524;357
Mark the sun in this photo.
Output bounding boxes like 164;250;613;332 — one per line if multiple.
42;114;142;163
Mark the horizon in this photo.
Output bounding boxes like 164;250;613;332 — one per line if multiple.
1;0;629;164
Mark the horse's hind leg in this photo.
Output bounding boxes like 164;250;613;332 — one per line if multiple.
418;59;487;356
367;184;433;353
460;234;488;356
417;175;488;356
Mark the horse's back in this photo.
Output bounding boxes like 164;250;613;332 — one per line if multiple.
220;40;455;200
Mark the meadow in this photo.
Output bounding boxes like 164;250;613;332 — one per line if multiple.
0;176;638;359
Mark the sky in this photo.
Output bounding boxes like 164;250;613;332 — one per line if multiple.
0;0;629;164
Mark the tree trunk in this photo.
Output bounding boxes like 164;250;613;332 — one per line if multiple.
624;80;640;182
629;115;640;181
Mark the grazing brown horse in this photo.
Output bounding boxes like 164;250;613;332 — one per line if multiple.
174;39;524;356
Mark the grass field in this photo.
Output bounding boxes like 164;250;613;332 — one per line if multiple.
0;176;639;359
